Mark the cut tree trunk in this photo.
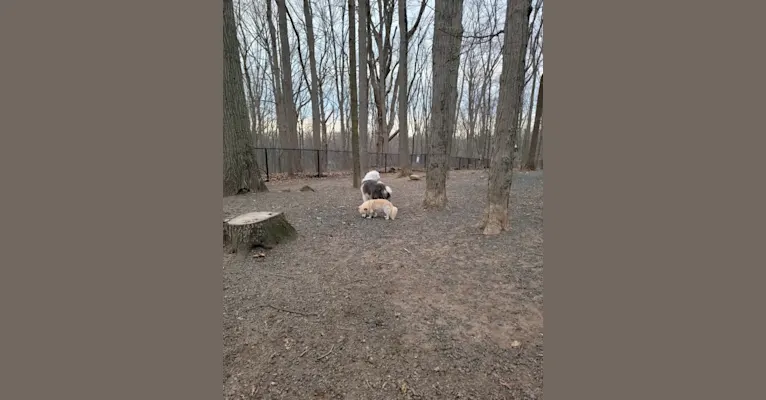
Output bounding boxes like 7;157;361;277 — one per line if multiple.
223;211;296;256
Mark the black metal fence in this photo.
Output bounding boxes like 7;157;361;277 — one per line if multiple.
254;148;490;181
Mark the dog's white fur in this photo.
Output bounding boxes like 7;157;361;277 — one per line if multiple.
358;199;398;220
360;170;392;202
362;170;381;183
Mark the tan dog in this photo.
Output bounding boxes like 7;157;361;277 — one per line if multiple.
358;199;398;220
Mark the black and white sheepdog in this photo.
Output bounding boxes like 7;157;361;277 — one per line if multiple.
360;170;393;202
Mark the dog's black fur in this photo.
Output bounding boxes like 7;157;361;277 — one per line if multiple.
361;180;391;200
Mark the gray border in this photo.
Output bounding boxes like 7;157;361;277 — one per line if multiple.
2;0;757;398
0;1;222;398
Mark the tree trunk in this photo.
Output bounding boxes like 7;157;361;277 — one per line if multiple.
223;0;267;196
302;0;323;175
265;0;289;173
451;55;468;159
521;1;542;165
521;69;538;167
465;57;478;159
479;0;531;234
277;0;300;175
367;0;395;168
224;212;296;257
536;121;543;169
319;83;329;172
328;0;347;167
423;0;464;209
524;73;543;171
358;0;370;171
349;0;362;187
397;0;411;176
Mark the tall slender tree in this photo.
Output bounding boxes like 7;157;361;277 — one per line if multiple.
524;73;543;171
397;0;428;176
223;0;267;195
358;0;370;170
479;0;532;234
264;0;289;171
397;0;410;176
302;0;323;174
277;0;301;175
349;0;362;187
423;0;465;209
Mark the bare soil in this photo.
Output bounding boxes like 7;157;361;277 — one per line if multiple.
223;170;544;399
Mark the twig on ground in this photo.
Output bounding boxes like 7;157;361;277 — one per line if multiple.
298;348;309;358
316;344;335;360
402;248;412;255
500;381;513;390
261;304;318;317
262;272;297;279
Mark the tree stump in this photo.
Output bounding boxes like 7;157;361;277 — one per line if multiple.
223;211;296;256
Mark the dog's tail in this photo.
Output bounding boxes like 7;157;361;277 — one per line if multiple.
390;205;398;220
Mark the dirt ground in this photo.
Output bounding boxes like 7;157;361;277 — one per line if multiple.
223;170;544;399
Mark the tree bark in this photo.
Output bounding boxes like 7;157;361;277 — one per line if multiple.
349;0;362;187
302;0;323;175
423;0;465;209
522;3;542;167
358;0;370;170
277;0;300;175
223;0;267;196
264;0;290;172
521;69;538;166
397;0;411;176
536;120;543;169
328;0;347;165
524;73;543;171
479;0;531;234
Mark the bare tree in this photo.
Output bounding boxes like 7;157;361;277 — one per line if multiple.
358;0;371;170
349;0;362;186
396;0;428;176
478;0;531;234
234;2;261;146
276;0;301;174
476;37;501;162
523;73;542;171
423;0;465;209
521;0;542;167
535;119;543;168
327;0;348;157
264;0;291;172
300;0;323;175
224;0;267;195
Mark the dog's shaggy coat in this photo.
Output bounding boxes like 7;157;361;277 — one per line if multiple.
358;199;398;220
360;170;392;202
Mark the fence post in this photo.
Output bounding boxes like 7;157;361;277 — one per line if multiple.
384;153;388;172
315;149;321;177
264;148;270;181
